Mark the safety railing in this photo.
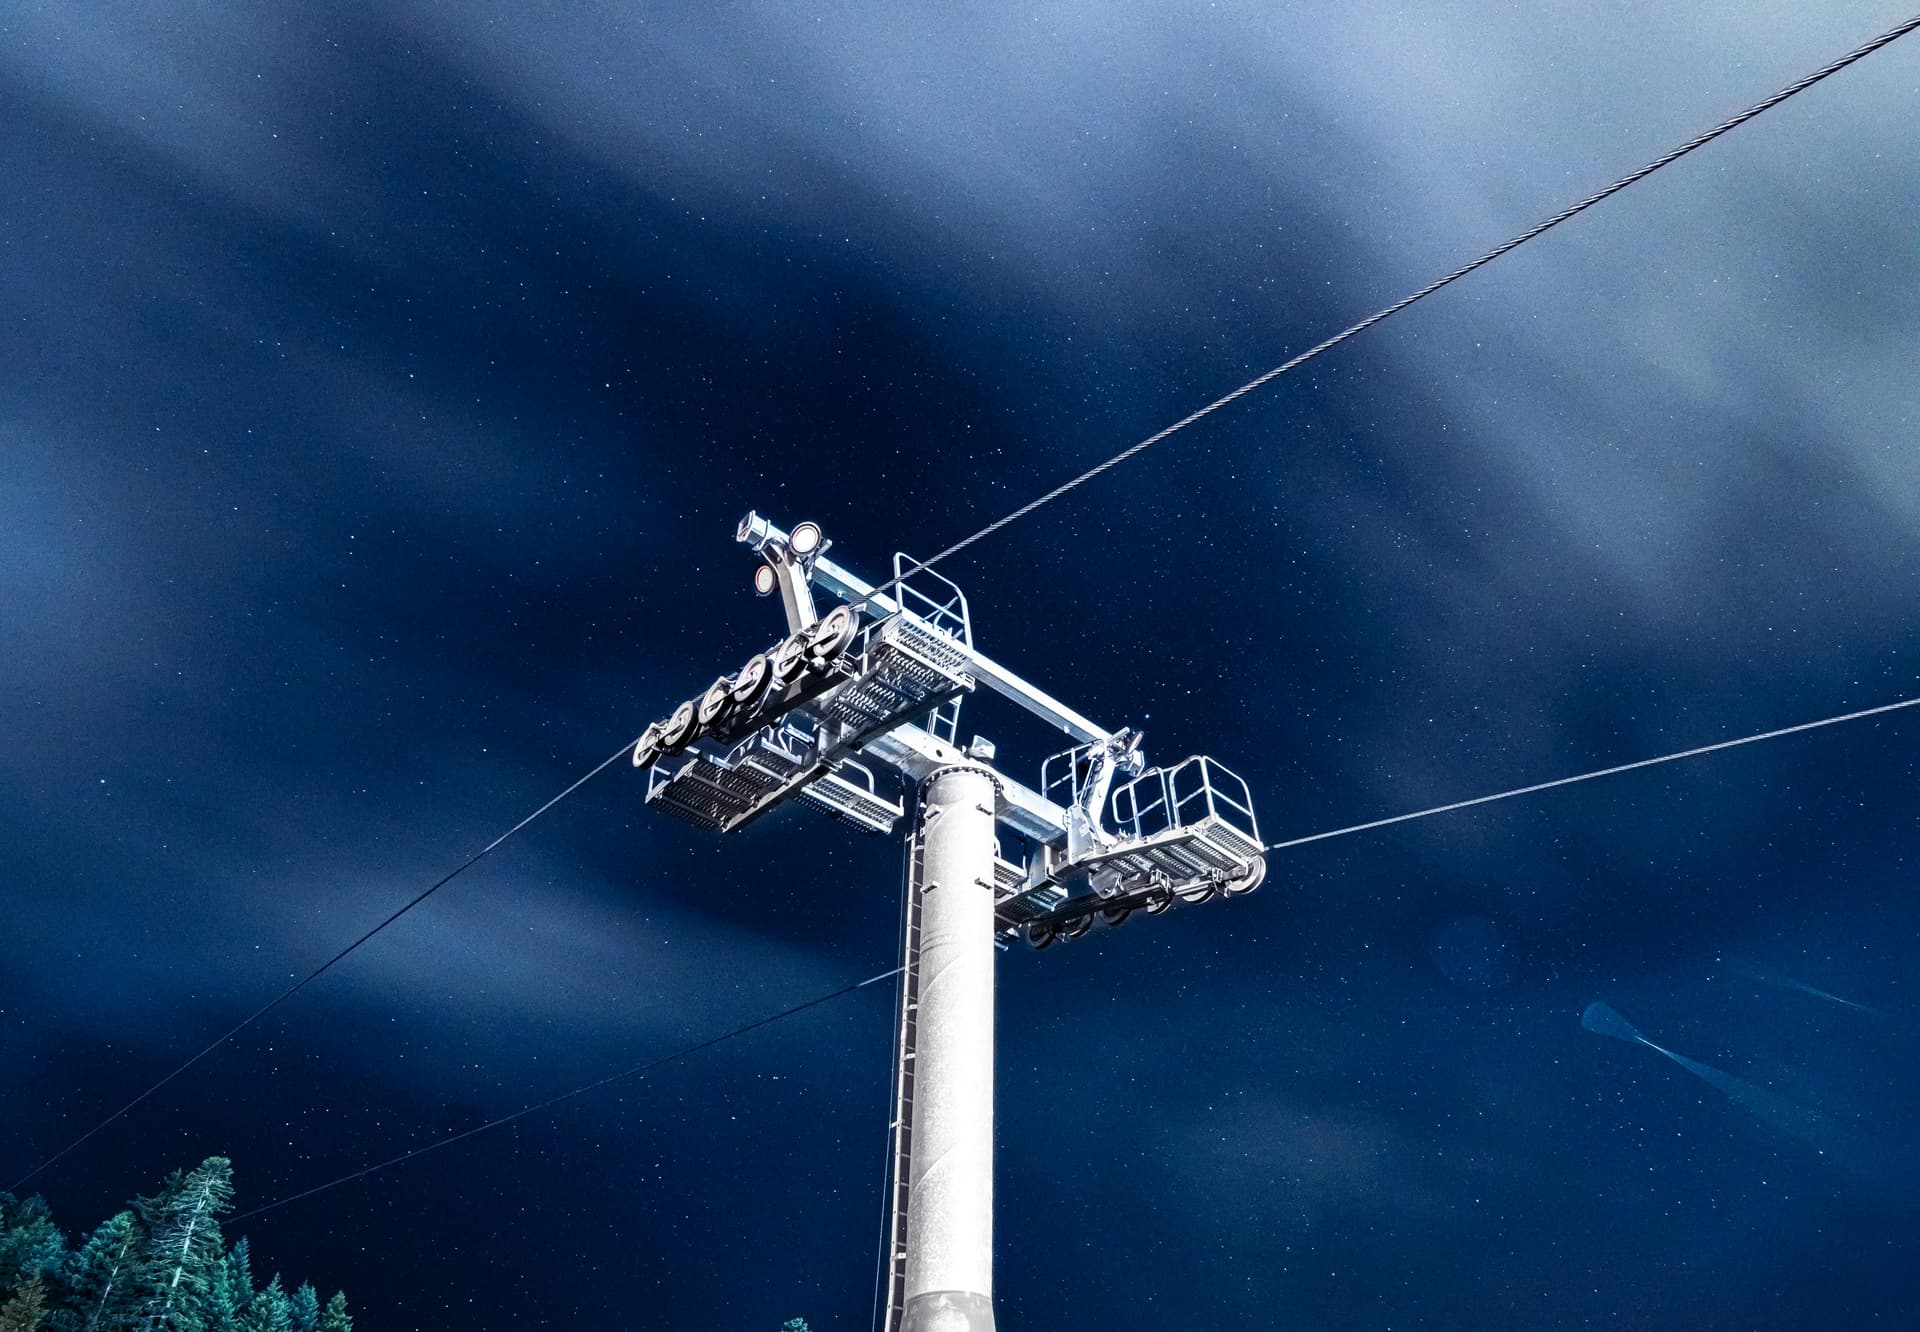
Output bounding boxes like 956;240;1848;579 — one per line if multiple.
1039;741;1097;811
925;697;964;746
1111;757;1258;844
829;754;884;797
892;553;971;646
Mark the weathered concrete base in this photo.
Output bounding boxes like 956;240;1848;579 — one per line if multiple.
901;1290;997;1332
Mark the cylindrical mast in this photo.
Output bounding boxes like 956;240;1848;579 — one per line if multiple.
900;763;999;1332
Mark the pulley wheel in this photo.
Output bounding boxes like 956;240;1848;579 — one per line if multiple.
630;721;666;769
1142;887;1174;915
697;675;735;728
1174;880;1218;906
806;605;857;661
1100;903;1134;929
1060;914;1094;941
730;652;772;709
660;699;698;753
770;632;810;685
1222;855;1267;896
1028;921;1057;951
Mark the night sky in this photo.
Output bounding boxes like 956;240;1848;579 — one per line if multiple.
4;3;1919;1329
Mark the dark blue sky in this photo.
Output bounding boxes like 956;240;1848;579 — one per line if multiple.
4;3;1918;1328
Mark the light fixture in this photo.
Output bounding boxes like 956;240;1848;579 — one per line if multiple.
788;521;822;557
753;564;777;596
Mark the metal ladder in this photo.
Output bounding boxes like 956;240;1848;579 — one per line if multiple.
879;808;925;1332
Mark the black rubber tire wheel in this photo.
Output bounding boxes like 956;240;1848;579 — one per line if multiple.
1061;914;1094;940
1028;921;1057;951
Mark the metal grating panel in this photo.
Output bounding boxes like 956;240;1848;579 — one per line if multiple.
998;815;1263;933
992;855;1024;897
645;751;753;831
645;727;818;833
798;766;904;834
996;881;1067;926
644;610;978;838
816;614;973;736
881;612;971;676
1082;816;1261;884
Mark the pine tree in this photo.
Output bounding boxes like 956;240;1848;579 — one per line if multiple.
0;1196;66;1295
241;1277;289;1332
0;1165;343;1332
781;1321;811;1332
0;1280;47;1332
129;1174;184;1237
55;1211;140;1332
133;1157;235;1332
203;1239;255;1332
286;1285;317;1332
221;1241;252;1307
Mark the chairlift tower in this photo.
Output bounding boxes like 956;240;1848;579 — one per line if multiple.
631;514;1269;1331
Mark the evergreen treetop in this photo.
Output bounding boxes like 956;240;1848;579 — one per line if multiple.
241;1277;290;1332
0;1196;65;1294
0;1278;47;1332
204;1235;262;1332
134;1155;234;1332
0;1158;349;1332
59;1210;141;1332
286;1286;317;1332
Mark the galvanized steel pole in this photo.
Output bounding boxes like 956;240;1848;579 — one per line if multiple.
900;763;999;1332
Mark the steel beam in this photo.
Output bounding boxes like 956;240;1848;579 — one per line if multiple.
859;724;1069;847
737;513;1112;744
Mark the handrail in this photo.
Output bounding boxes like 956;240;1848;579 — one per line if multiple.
1111;757;1258;843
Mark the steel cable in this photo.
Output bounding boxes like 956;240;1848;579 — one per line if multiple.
1262;695;1920;854
228;965;903;1223
18;4;1919;1207
6;735;644;1192
223;694;1920;1217
850;11;1920;618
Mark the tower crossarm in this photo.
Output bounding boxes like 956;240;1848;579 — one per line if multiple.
630;513;1270;953
739;511;1112;745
